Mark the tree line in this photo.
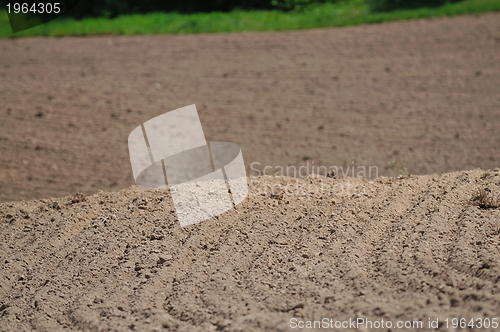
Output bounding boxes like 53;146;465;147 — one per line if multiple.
66;0;461;18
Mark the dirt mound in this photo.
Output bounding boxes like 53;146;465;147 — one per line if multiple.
1;169;499;331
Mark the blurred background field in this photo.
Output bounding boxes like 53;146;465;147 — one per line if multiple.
1;0;500;37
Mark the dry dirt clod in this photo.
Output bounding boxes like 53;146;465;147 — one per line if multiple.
70;193;86;204
471;188;500;209
326;170;336;178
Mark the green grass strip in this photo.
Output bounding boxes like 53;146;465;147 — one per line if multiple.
1;0;500;38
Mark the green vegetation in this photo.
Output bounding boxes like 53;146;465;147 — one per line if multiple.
1;0;499;37
65;0;333;18
367;0;461;12
388;160;410;177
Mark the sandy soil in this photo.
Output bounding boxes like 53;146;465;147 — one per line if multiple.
0;12;500;203
1;11;500;332
1;169;500;331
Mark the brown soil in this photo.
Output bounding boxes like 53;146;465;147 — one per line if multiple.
1;170;500;331
1;11;500;332
0;12;500;203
